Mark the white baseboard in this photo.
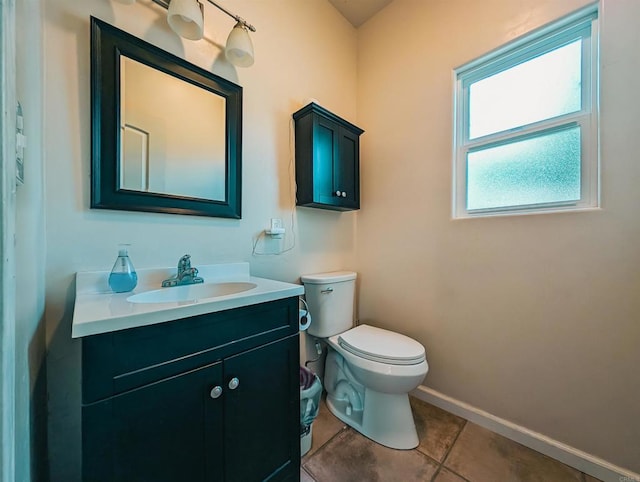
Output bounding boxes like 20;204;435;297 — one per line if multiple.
412;385;639;482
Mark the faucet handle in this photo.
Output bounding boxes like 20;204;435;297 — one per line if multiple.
178;254;192;270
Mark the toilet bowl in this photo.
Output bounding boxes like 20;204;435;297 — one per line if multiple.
301;271;428;450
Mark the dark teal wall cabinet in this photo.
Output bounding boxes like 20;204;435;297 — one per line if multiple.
293;103;364;211
82;298;301;482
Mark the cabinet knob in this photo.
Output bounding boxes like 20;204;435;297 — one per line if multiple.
228;377;240;390
210;386;223;399
335;190;341;197
341;191;347;197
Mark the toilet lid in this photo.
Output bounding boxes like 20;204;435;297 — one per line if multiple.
338;324;426;365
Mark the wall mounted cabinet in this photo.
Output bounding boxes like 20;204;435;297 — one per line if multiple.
81;297;300;482
294;103;364;211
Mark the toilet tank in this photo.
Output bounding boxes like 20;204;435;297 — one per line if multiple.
301;271;357;338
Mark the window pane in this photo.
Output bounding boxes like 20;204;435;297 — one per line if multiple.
467;127;581;211
469;40;582;139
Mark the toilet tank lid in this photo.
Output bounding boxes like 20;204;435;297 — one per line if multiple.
300;271;357;284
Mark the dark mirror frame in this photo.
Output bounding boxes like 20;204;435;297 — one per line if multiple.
90;17;242;218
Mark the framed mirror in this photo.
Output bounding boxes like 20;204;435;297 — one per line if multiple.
90;17;242;218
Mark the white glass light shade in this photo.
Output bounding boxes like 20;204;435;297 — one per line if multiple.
167;0;204;40
225;22;254;67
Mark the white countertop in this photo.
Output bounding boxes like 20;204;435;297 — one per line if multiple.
71;262;304;338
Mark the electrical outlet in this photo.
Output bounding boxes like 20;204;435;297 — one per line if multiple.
266;218;285;238
270;218;283;231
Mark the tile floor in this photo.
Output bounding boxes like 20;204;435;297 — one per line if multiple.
301;396;603;482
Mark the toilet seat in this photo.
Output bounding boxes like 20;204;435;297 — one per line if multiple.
337;324;425;366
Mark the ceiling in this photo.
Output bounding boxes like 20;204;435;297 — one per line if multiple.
327;0;394;27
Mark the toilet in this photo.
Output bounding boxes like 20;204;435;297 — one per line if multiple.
301;271;428;450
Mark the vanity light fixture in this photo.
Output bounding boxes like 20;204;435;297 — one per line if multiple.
119;0;256;67
167;0;205;41
225;21;254;67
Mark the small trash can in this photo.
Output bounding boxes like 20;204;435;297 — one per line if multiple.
300;366;322;456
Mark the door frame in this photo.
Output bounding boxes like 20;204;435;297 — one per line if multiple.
0;1;17;481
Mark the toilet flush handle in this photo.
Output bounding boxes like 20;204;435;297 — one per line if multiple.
321;287;333;294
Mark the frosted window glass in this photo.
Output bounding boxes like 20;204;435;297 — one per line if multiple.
469;40;582;139
467;127;581;210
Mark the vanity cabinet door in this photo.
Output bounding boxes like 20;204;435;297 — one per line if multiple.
83;361;224;482
336;126;360;210
224;335;300;482
310;116;341;207
82;297;300;482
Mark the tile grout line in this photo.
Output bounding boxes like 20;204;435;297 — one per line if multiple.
303;425;353;482
300;465;316;482
408;447;442;482
430;464;444;482
301;425;350;470
435;419;470;482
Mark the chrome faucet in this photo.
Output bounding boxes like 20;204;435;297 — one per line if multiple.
162;254;204;287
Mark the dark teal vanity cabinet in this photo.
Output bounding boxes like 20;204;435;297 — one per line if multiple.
81;297;300;482
293;103;364;211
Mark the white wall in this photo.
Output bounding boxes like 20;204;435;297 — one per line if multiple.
15;0;47;480
356;0;640;473
43;0;358;480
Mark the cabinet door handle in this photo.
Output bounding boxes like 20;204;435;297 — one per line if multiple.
335;190;341;197
228;377;240;390
210;386;223;399
341;191;347;197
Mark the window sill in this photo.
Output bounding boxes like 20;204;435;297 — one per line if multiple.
451;206;602;221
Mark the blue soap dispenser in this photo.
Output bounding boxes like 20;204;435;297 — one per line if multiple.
108;245;138;293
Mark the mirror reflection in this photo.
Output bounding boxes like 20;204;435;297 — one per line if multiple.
90;17;242;219
120;56;226;201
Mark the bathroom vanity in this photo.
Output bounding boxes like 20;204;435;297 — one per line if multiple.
73;263;304;482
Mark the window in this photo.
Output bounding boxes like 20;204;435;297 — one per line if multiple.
453;5;599;218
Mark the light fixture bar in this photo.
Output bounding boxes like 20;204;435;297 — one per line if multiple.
151;0;256;32
206;0;256;32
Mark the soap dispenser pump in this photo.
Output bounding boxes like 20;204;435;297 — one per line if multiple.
108;245;138;293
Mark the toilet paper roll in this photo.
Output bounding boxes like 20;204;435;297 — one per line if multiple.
299;309;312;331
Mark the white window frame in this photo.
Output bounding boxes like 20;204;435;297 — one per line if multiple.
452;4;599;218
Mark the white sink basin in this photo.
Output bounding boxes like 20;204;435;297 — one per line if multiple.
127;282;258;304
72;262;305;338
